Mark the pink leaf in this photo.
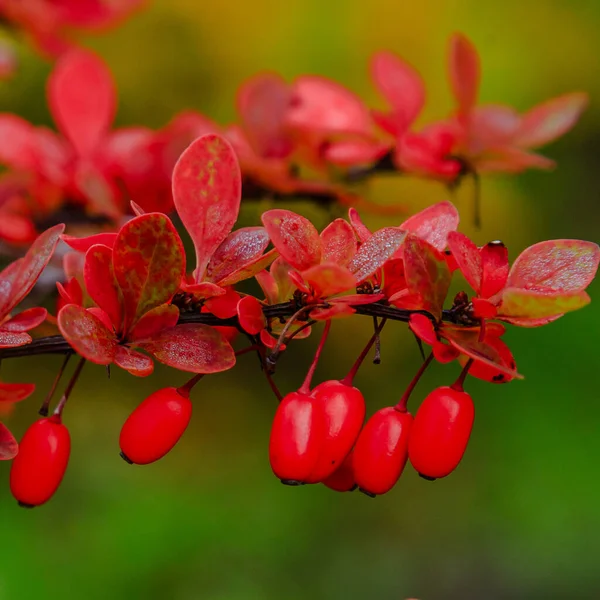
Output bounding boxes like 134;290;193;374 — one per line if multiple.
348;227;407;282
136;323;236;374
84;244;122;331
0;331;32;348
0;382;35;403
128;304;180;342
112;213;185;331
48;50;115;156
1;307;47;332
448;33;480;116
57;304;117;364
499;288;590;320
114;346;154;377
0;422;17;460
447;231;482;293
348;208;372;243
507;240;600;293
323;139;391;166
216;248;278;288
237;296;266;335
205;227;270;284
370;51;425;128
516;92;589;149
400;201;460;251
0;224;65;318
62;232;117;252
320;218;357;267
172;134;241;281
480;241;509;298
403;235;452;320
301;263;357;298
261;209;321;271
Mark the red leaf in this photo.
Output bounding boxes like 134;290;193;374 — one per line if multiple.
348;208;372;243
446;231;482;293
172;134;241;281
311;304;355;320
57;304;117;364
0;382;35;403
370;50;425;128
499;288;590;320
204;287;240;319
496;315;563;328
84;244;122;330
409;314;437;346
255;270;278;305
348;227;407;282
301;263;357;298
1;307;47;332
0;224;65;318
0;114;36;170
270;258;296;302
114;346;154;377
112;213;185;331
320;218;357;267
136;323;236;374
459;335;517;384
237;296;266;335
507;240;600;293
87;307;115;331
261;209;321;271
480;241;509;298
0;422;17;460
62;232;117;252
400;201;460;251
330;293;383;305
515;92;589;149
48;50;115;156
403;235;452;320
128;304;180;341
216;248;278;288
205;227;270;284
448;33;480;116
0;331;32;348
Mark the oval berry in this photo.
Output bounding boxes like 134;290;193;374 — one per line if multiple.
408;386;474;479
353;407;413;496
10;416;71;508
305;380;365;483
322;451;357;492
269;391;324;485
119;387;192;465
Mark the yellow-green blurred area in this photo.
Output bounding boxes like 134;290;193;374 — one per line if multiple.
1;0;600;598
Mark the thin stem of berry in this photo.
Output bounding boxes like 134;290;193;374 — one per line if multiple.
451;358;474;392
394;352;434;413
177;373;205;397
53;357;86;418
341;318;388;387
39;352;72;416
298;320;332;394
263;360;283;402
372;316;382;365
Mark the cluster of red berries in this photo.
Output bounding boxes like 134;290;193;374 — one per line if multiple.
270;381;474;496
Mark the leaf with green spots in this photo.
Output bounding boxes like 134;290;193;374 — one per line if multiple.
172;134;242;281
498;288;590;320
57;304;117;364
112;213;185;332
403;235;451;320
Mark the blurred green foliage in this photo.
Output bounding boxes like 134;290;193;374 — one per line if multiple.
1;1;599;598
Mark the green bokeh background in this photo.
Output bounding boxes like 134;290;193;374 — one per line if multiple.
1;1;599;598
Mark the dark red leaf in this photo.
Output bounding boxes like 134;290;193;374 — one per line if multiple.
459;335;517;384
62;232;117;252
507;240;600;293
136;323;236;374
480;241;509;298
237;296;266;335
48;49;115;156
1;307;47;332
114;346;154;377
320;218;357;267
172;134;242;281
128;304;180;342
403;235;451;320
348;227;407;282
446;231;482;293
204;287;240;319
261;209;322;271
84;244;122;330
0;224;64;318
0;422;17;460
57;304;117;364
112;213;185;331
399;201;460;251
0;382;35;403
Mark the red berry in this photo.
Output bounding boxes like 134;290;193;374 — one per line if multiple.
322;451;357;492
408;386;475;480
269;391;324;485
10;416;71;508
305;380;365;483
119;387;192;465
353;407;413;496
